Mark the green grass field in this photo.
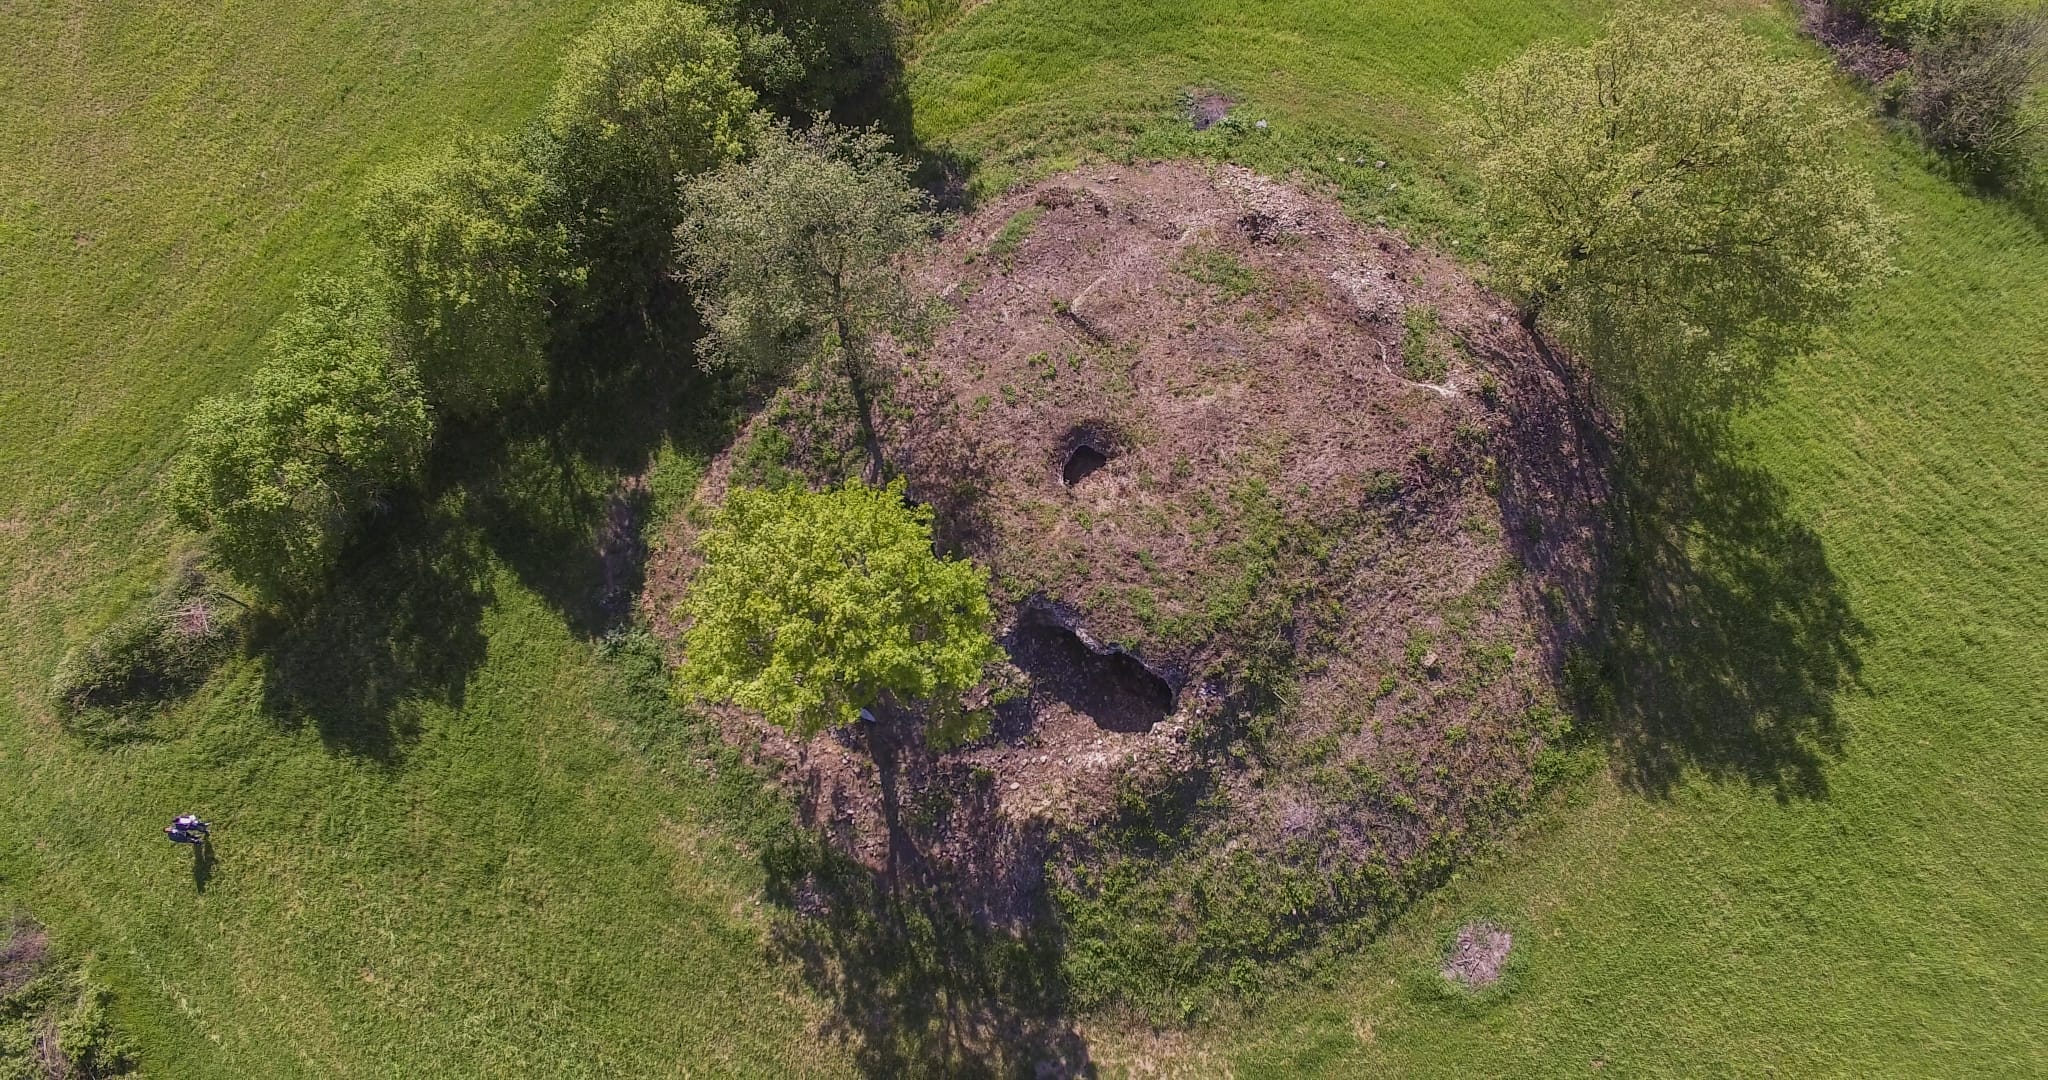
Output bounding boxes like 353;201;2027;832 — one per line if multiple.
2;0;2043;1075
0;3;852;1075
904;0;2048;1073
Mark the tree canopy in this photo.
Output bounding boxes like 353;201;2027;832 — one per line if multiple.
677;480;1000;739
164;277;432;601
675;119;931;478
544;0;755;309
363;137;578;416
1467;5;1890;414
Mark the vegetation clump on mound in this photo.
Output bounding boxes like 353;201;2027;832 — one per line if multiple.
655;162;1610;1011
0;915;138;1078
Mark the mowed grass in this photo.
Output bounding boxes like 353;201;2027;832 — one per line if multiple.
4;0;2043;1075
1209;165;2048;1078
0;3;853;1075
907;0;2048;1074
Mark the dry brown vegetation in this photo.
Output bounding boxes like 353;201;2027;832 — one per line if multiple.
648;163;1609;1002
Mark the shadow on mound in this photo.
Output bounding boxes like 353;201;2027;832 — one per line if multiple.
1488;330;1863;801
763;716;1094;1078
1008;617;1175;734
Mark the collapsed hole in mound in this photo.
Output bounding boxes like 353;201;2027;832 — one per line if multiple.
1059;422;1122;488
1009;616;1175;733
1062;444;1109;487
1188;92;1234;131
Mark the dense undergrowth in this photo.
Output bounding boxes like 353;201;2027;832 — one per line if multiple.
0;915;137;1080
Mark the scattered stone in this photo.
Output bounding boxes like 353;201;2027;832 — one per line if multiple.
1187;92;1234;131
1442;921;1513;988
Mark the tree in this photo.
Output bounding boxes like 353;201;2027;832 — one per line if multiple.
677;480;1001;741
703;0;901;119
363;137;579;417
675;119;933;481
165;276;433;602
1466;6;1890;415
543;0;755;313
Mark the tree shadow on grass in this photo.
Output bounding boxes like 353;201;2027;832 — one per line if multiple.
251;496;493;761
1600;415;1869;800
761;720;1092;1078
455;299;748;640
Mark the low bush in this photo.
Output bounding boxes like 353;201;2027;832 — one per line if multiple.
49;558;237;743
0;915;139;1077
1839;0;1975;42
1898;6;2047;185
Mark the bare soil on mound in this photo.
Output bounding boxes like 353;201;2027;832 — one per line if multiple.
646;162;1607;950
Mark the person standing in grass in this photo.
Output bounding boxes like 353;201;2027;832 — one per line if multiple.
163;814;209;846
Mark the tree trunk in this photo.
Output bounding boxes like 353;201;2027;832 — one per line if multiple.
834;310;887;485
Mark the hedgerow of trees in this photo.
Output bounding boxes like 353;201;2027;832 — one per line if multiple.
1466;5;1890;416
163;0;769;611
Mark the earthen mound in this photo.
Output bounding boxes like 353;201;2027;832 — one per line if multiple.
649;162;1607;947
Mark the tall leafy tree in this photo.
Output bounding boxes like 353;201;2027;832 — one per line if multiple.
1467;6;1890;415
543;0;755;314
678;480;1001;743
675;119;932;480
363;137;579;417
165;277;433;602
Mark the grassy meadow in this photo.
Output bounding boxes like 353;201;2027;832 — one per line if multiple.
0;2;851;1075
905;0;2048;1073
1;0;2042;1075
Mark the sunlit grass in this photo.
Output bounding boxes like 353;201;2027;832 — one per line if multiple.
0;3;852;1074
910;0;2048;1073
2;0;2041;1073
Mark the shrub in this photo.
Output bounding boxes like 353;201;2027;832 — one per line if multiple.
0;916;139;1077
50;558;237;740
363;136;580;416
1839;0;1974;42
164;275;433;603
1899;7;2047;184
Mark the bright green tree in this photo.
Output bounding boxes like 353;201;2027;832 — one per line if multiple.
678;480;1001;742
1467;6;1889;413
363;137;579;416
543;0;755;312
165;276;433;602
675;119;932;480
